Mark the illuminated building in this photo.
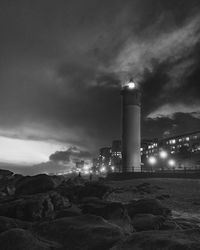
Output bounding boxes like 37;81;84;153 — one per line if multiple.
111;140;122;172
97;131;200;173
97;147;111;172
121;80;141;172
141;131;200;169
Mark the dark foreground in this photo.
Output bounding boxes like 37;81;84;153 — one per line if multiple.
0;169;200;250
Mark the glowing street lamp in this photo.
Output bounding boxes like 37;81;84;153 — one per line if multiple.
168;159;175;167
148;156;157;165
159;150;168;159
100;166;106;173
111;166;115;171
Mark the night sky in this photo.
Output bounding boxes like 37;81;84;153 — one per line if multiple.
0;0;200;173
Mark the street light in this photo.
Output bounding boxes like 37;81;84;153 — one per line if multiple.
111;166;115;171
148;156;157;165
168;159;175;167
159;150;168;159
100;166;106;173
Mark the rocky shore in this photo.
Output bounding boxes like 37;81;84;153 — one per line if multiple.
0;169;200;250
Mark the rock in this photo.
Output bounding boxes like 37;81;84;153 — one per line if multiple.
81;196;106;204
126;198;171;218
110;229;200;250
162;217;200;230
78;182;112;199
0;170;15;196
135;183;163;194
132;214;166;231
55;205;82;218
66;176;86;186
57;181;111;203
6;185;15;196
34;215;124;250
0;228;61;250
15;174;63;195
0;191;70;221
49;191;71;211
156;194;170;200
0;169;13;179
0;216;31;233
80;198;133;234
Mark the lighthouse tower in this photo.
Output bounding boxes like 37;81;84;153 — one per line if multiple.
121;80;141;172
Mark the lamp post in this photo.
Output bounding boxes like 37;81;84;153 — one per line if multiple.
159;150;168;171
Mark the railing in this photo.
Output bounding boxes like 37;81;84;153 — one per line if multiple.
107;169;200;180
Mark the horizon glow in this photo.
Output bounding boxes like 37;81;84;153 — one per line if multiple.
0;136;64;165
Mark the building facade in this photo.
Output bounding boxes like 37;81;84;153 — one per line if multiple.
141;131;200;170
95;131;200;173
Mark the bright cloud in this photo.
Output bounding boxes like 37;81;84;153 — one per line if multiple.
0;136;65;165
148;103;200;119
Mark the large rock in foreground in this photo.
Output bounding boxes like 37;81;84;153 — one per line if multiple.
110;229;200;250
0;228;61;250
126;198;171;218
57;180;111;203
80;197;133;234
34;214;124;250
0;216;31;233
15;174;64;195
0;191;70;221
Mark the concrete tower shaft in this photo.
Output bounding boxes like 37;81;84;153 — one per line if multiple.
121;85;141;172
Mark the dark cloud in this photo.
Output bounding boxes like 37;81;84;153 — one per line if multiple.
0;0;200;166
49;146;91;163
143;113;200;139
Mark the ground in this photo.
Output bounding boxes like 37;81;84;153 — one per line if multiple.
105;178;200;222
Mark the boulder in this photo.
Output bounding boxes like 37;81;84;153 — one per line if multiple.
0;228;61;250
15;174;63;195
156;194;170;200
0;169;13;179
132;214;166;231
55;205;82;218
80;198;133;234
78;182;112;199
57;181;111;203
162;217;200;230
110;229;200;250
0;191;70;221
0;216;31;233
34;214;124;250
126;198;171;218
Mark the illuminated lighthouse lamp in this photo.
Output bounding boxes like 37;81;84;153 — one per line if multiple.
124;79;137;89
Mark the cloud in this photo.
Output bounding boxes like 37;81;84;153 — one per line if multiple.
143;113;200;139
148;103;200;119
112;14;200;83
0;0;200;168
49;146;92;164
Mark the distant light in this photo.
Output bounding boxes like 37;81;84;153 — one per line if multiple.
111;166;115;171
159;151;168;159
84;170;89;175
100;166;106;173
148;156;157;165
83;165;89;170
168;159;175;167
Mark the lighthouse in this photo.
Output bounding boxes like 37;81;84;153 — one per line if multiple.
121;80;141;172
